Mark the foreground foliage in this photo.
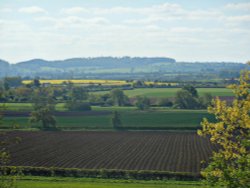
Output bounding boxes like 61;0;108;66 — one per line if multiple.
198;69;250;187
16;176;205;188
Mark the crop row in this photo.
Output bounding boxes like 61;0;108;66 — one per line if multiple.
7;131;217;174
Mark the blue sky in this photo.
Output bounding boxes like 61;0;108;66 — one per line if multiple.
0;0;250;63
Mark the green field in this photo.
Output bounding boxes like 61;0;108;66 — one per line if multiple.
16;177;206;188
92;88;233;98
2;108;214;130
2;88;233;111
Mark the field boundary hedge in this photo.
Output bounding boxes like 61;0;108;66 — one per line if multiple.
2;166;201;180
118;126;200;131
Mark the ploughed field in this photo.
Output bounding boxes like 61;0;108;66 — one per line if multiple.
7;131;216;174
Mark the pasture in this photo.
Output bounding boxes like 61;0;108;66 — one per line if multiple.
17;177;205;188
2;109;215;130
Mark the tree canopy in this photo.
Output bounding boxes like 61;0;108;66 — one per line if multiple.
29;88;57;130
110;89;128;106
198;69;250;187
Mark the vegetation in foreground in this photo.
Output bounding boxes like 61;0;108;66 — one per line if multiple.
198;67;250;187
16;176;206;188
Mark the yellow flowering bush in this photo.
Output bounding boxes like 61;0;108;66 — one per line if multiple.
198;66;250;188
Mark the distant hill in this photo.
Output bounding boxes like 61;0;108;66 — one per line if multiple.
0;59;10;76
0;57;248;80
14;57;176;69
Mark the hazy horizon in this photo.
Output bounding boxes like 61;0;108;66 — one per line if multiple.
0;56;245;65
0;0;250;63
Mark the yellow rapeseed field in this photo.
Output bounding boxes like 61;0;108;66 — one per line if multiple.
22;79;128;85
22;80;177;86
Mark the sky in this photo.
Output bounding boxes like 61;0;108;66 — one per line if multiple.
0;0;250;63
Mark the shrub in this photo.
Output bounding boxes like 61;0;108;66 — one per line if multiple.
135;96;150;110
157;98;173;107
65;101;91;111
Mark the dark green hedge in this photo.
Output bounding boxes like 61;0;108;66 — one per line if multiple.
1;166;201;180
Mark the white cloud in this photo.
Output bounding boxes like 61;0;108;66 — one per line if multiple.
0;8;12;13
151;3;183;13
227;15;250;22
53;16;110;29
185;10;223;20
61;3;182;16
1;2;250;62
19;6;47;14
225;3;250;11
61;7;89;14
34;16;57;23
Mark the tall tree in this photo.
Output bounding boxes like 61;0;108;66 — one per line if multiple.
135;96;150;110
183;85;198;97
111;111;122;129
70;87;88;101
30;88;57;130
110;89;128;106
174;90;200;109
198;68;250;188
199;93;213;108
65;86;90;111
33;78;41;88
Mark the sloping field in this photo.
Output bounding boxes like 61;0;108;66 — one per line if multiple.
7;131;216;174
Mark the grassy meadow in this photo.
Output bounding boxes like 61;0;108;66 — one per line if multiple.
16;177;206;188
2;107;214;130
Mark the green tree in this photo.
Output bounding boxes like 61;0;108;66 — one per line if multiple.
198;69;250;188
33;78;41;88
199;93;213;108
174;89;200;109
110;89;128;106
0;87;6;102
65;101;91;111
111;111;122;129
157;98;173;107
65;86;90;111
135;96;150;110
13;87;32;102
29;88;57;130
183;85;198;97
70;87;88;101
3;77;22;89
132;80;145;88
